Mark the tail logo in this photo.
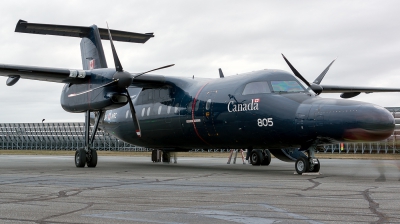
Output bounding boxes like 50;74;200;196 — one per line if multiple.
89;59;95;69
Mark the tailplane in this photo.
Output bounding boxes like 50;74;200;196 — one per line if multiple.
15;20;154;70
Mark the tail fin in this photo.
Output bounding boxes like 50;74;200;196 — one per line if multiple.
80;25;108;70
15;20;154;70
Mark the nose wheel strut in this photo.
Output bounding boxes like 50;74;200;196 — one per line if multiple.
295;143;321;175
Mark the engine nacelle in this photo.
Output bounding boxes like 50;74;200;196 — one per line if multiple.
60;69;129;112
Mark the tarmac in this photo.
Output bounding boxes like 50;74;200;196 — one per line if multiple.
0;155;399;223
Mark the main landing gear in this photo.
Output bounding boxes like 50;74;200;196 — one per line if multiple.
75;110;102;168
295;149;320;175
250;149;271;166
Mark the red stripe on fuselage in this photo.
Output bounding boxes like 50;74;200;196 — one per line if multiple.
191;83;210;145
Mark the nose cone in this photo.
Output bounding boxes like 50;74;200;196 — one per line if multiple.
343;104;395;141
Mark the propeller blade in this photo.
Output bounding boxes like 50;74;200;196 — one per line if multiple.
106;23;123;72
126;90;142;137
68;79;119;97
313;58;336;84
133;64;175;79
281;54;311;87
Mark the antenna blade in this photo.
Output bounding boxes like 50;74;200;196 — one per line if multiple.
219;68;224;78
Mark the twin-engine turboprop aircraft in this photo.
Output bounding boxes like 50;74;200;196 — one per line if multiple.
0;20;399;174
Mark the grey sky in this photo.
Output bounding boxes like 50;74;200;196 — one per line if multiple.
0;0;399;123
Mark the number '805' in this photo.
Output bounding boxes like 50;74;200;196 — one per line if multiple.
257;118;273;127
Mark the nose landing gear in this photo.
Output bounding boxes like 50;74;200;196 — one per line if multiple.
295;146;321;175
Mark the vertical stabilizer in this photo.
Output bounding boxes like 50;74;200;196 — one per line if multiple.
80;25;108;70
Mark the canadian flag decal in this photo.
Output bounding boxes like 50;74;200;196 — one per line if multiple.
89;59;95;69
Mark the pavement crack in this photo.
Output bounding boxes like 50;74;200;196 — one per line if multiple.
362;187;388;224
36;202;93;224
303;177;324;191
57;189;82;198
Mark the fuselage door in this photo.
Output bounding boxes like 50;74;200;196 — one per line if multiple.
203;91;218;137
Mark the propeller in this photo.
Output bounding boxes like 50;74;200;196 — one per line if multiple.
68;23;175;137
281;54;336;95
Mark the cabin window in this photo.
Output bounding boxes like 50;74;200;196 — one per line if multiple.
126;110;129;119
141;108;145;117
242;82;271;95
206;99;212;110
147;107;151;116
167;106;172;114
158;106;162;115
271;81;305;93
174;103;179;114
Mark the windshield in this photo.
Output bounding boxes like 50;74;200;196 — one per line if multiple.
270;81;305;93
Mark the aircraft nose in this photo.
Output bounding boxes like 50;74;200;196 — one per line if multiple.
343;104;395;141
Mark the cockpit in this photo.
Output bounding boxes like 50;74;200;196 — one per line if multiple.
241;80;307;95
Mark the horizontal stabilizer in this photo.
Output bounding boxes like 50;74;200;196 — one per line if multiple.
15;20;154;43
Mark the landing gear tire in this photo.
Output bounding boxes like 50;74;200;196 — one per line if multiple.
308;158;320;172
75;149;86;168
261;149;271;166
162;152;171;163
295;157;309;175
87;149;98;168
250;149;264;166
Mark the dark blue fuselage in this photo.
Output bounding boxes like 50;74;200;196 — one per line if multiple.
83;69;394;150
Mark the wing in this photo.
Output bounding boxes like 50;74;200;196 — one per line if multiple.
321;85;400;93
0;64;88;84
320;85;400;98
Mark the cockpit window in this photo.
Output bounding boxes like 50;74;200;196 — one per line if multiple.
271;81;305;93
242;82;271;95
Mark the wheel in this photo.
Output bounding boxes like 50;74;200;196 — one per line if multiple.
75;149;86;168
261;149;271;166
308;158;320;172
250;149;264;166
87;149;98;168
162;152;171;163
295;157;309;174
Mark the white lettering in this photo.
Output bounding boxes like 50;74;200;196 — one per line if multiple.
227;99;259;113
257;118;273;127
227;101;233;112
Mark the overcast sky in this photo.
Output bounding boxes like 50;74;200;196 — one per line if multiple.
0;0;400;123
